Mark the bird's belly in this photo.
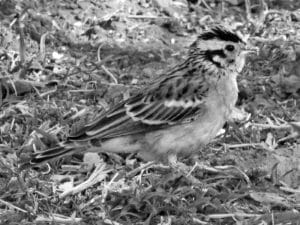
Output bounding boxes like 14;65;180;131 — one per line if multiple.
99;111;225;161
144;110;226;157
99;104;227;160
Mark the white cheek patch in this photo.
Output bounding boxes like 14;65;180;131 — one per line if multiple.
212;55;223;65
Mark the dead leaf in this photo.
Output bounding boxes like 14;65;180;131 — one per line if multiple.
290;121;300;137
273;147;300;189
249;191;291;208
265;132;277;151
229;107;251;123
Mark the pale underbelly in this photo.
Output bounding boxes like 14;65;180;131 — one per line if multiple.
143;109;226;158
98;114;225;161
99;105;229;161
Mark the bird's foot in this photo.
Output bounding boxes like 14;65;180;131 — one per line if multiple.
167;154;201;184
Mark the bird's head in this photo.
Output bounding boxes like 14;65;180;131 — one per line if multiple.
190;26;257;73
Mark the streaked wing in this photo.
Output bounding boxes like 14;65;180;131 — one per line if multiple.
126;93;203;125
68;71;210;142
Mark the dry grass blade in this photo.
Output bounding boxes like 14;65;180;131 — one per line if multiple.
59;163;111;198
0;198;27;213
97;44;118;84
1;0;299;224
35;214;82;223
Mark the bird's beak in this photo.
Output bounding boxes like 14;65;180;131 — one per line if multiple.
242;45;259;55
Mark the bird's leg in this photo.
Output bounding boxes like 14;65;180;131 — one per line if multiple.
167;154;202;184
167;154;190;175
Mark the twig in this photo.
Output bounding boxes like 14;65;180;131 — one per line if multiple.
225;143;262;149
7;78;18;96
103;219;124;225
189;162;219;174
200;0;212;11
69;108;88;120
280;186;300;194
100;9;121;21
127;15;170;19
126;161;156;178
35;214;82;223
40;32;49;66
17;16;26;65
215;165;251;186
250;123;290;130
101;66;118;84
245;0;254;23
59;163;111;198
191;162;251;186
39;86;58;97
192;217;208;224
101;172;120;204
207;213;260;219
68;89;95;93
97;44;118;84
0;198;28;213
277;133;298;143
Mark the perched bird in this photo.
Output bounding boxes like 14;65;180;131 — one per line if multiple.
22;26;257;169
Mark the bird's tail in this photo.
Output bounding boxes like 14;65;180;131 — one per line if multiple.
20;144;83;170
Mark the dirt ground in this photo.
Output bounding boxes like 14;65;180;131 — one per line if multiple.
0;0;300;224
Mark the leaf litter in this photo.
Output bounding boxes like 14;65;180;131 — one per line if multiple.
0;0;300;224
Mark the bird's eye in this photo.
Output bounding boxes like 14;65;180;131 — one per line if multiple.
225;44;235;51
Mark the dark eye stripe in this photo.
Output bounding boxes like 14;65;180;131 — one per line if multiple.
205;50;226;58
203;49;226;67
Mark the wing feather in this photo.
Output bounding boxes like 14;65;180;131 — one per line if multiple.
68;70;210;141
86;114;130;136
144;105;174;121
128;102;163;121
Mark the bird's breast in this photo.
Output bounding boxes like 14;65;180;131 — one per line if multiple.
143;105;225;158
217;73;239;117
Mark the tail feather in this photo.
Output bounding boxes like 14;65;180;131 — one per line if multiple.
31;146;74;164
20;145;81;169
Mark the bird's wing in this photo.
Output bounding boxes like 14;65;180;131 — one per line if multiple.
68;72;210;142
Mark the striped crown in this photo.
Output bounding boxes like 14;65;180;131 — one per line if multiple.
199;26;244;43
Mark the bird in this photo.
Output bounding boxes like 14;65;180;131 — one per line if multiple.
21;26;257;169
